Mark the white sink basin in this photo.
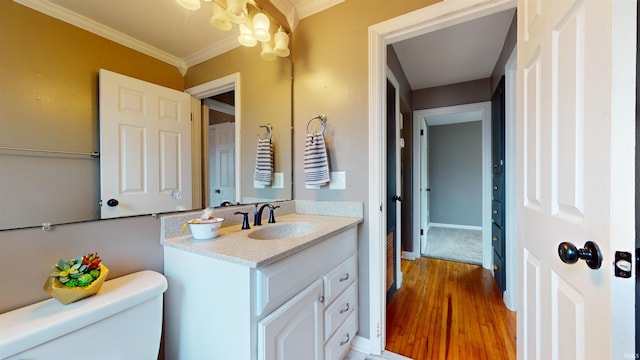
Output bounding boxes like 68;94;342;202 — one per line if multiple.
248;222;317;240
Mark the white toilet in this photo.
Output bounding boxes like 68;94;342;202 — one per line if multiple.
0;270;167;360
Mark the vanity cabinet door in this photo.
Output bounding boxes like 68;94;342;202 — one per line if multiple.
258;279;324;360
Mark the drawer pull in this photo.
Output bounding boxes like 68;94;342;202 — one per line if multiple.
339;333;350;346
339;273;350;282
492;236;498;242
492;210;498;215
339;302;350;314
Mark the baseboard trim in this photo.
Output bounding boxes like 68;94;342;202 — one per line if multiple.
428;223;482;231
351;335;370;354
401;251;417;260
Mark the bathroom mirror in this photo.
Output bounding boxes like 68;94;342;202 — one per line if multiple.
0;2;292;230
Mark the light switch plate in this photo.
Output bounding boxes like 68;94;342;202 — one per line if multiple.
329;171;346;190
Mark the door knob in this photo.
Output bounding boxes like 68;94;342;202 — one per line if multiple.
558;241;602;269
106;199;119;207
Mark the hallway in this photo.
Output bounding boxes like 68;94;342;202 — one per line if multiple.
386;258;516;359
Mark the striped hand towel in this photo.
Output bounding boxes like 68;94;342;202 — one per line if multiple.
254;138;273;186
304;133;330;185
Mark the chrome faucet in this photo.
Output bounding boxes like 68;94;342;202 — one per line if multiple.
254;203;279;226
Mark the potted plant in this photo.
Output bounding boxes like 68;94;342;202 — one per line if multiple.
43;253;109;305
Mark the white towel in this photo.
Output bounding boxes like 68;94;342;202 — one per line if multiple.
304;133;330;185
254;138;273;185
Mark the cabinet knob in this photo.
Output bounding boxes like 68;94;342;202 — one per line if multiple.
339;273;350;282
339;302;350;314
318;295;325;304
340;333;350;346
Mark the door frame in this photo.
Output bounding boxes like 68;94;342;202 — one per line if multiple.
366;0;517;354
185;73;242;207
412;102;492;271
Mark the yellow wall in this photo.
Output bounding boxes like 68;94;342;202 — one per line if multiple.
1;1;184;152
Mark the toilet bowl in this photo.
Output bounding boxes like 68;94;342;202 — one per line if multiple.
0;270;167;360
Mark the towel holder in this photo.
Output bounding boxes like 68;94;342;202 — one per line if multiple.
306;114;327;135
258;124;272;140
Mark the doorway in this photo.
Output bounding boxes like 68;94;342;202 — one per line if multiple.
185;73;242;208
368;0;518;355
413;102;492;268
205;91;236;207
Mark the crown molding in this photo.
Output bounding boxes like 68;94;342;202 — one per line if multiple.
293;0;345;20
182;36;241;68
15;0;182;69
270;0;300;30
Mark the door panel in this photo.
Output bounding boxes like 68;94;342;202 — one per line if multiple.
517;0;635;358
99;69;192;218
209;122;235;206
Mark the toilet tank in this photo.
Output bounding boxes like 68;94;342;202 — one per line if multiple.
0;270;167;360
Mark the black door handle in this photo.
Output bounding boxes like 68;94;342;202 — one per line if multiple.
392;195;402;202
106;199;119;207
558;241;602;269
215;189;221;194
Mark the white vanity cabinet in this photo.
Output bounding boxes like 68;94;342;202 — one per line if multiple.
163;225;358;360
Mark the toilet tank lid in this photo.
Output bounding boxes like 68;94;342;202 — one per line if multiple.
0;270;167;359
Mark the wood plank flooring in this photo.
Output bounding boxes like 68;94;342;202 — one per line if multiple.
385;258;516;360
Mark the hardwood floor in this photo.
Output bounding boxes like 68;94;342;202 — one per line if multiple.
385;258;516;360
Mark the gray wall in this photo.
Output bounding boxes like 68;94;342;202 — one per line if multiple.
413;78;492;110
429;121;482;226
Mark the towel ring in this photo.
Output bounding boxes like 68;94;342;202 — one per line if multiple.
306;114;327;135
258;124;272;140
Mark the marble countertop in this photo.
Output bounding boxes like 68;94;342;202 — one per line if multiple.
161;213;362;268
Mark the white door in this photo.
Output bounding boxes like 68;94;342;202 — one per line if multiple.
99;69;192;218
517;0;635;359
258;279;324;360
209;122;235;207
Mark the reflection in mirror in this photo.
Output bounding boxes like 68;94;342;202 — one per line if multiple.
206;91;237;208
0;1;292;230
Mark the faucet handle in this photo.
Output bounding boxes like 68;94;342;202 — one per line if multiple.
234;212;250;230
268;205;280;223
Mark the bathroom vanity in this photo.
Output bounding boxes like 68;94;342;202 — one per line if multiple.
162;207;362;360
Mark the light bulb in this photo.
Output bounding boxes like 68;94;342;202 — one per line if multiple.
210;2;232;31
176;0;201;11
260;42;277;61
273;27;290;57
238;23;257;47
226;0;248;24
252;12;271;42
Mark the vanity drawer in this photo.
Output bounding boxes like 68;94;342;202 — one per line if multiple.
325;311;357;360
324;255;357;305
324;282;357;340
256;227;356;317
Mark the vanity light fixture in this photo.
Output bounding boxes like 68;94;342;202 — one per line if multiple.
176;0;289;60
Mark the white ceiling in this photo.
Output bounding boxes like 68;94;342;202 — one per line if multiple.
392;8;515;90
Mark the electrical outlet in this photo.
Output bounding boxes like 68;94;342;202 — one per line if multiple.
329;171;346;190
